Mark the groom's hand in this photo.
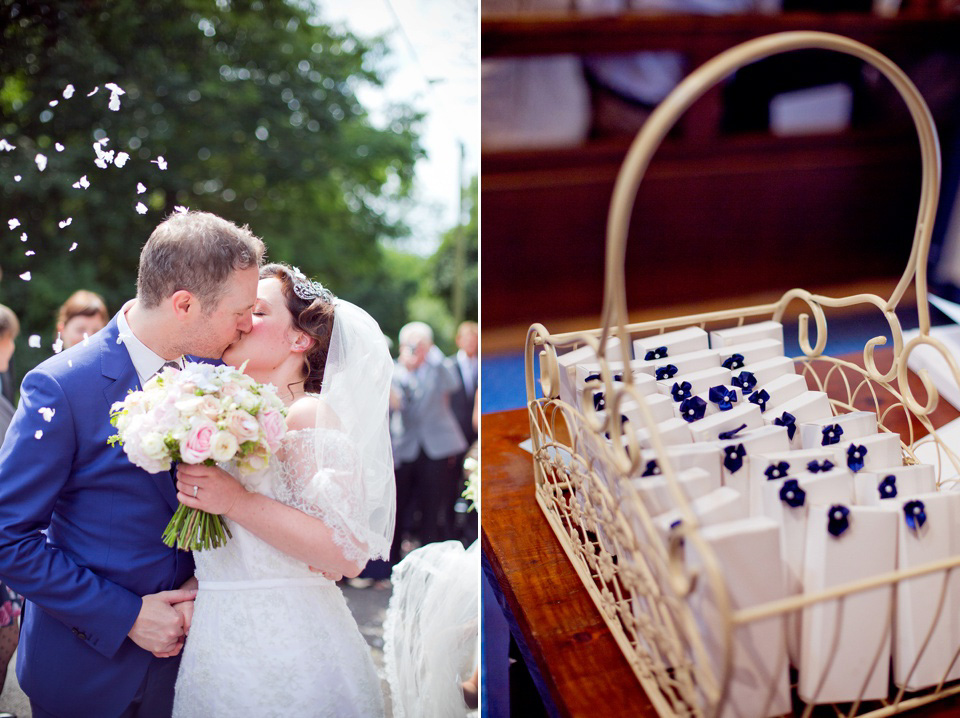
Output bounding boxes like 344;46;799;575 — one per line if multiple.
128;588;197;657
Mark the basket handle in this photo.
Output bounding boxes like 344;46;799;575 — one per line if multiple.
600;31;941;353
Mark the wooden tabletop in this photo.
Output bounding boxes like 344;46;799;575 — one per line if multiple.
481;352;960;717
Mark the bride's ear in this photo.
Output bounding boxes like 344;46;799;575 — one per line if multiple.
291;331;314;353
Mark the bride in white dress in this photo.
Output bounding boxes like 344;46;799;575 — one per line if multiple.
170;263;394;717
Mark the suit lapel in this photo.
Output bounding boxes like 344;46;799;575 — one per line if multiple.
100;312;179;512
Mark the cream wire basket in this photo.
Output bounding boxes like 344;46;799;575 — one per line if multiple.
523;31;960;717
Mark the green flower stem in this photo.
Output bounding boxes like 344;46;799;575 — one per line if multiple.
161;503;232;552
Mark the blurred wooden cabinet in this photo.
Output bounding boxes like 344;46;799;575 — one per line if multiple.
481;11;960;328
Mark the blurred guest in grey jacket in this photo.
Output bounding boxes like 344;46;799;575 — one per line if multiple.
389;322;467;564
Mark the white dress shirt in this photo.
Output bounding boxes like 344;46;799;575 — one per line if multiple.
117;302;182;386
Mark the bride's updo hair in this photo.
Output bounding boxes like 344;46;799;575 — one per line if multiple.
260;263;336;393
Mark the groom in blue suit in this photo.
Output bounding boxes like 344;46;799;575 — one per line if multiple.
0;211;264;718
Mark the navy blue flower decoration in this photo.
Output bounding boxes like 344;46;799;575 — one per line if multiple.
603;415;629;440
585;372;602;383
765;461;790;480
641;460;661;477
904;500;927;531
774;412;797;440
708;385;738;411
679;396;707;423
718;423;748;440
655;364;678;381
671;381;693;403
846;444;868;472
827;505;851;538
806;459;835;474
644;346;668;361
593;392;605;412
821;424;844;446
723;444;746;474
731;371;757;393
748;389;771;413
779;479;806;508
878;475;898;499
722;353;745;370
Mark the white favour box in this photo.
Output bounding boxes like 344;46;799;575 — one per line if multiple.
654;486;748;541
688;517;793;718
799;505;897;704
689;403;764;443
673;385;743;421
747;373;808;414
635;348;720;381
555;337;623;406
837;432;902;475
635;443;723;485
629;466;721;519
799;410;878;450
750;446;844;515
620;417;694;451
734;355;796;390
855;464;938;506
762;391;833;450
709;320;785;349
657;366;732;403
886;491;960;691
704;425;790;499
715;339;784;372
574;361;658;414
598;394;675;429
798;467;856;508
633;326;709;362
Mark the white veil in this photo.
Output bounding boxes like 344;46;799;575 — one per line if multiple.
312;298;396;563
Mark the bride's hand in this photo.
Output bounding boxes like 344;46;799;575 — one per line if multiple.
176;463;245;516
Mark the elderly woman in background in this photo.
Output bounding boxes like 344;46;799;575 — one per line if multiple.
0;303;20;718
56;289;109;349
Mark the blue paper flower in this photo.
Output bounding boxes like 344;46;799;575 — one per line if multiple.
708;385;738;411
827;505;851;537
731;370;757;393
748;389;771;413
722;353;745;370
641;460;661;477
904;500;927;531
779;479;805;507
878;474;897;499
670;381;693;403
679;396;707;423
644;346;668;361
765;461;790;480
723;444;746;474
821;424;844;446
846;444;867;473
774;411;797;440
806;459;835;474
655;364;678;381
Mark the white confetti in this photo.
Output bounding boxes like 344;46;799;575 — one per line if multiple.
95;137;109;147
104;82;125;96
63;84;75;99
68;360;73;367
38;407;55;422
136;182;146;194
48;100;58;107
13;175;21;182
28;335;40;348
20;233;27;242
58;217;72;229
153;156;167;170
0;139;14;151
35;153;47;172
174;205;188;213
52;334;64;354
24;250;34;256
108;94;121;112
105;83;125;112
72;175;90;189
93;157;108;169
69;242;78;251
8;218;20;230
87;86;99;97
20;271;31;281
82;333;90;346
135;202;148;214
114;151;130;167
34;430;43;440
55;142;64;152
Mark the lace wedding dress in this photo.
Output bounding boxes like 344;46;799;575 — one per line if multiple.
172;428;385;717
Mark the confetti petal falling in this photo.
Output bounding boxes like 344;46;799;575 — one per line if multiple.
8;218;20;230
28;335;41;348
0;139;14;151
69;242;78;251
34;430;43;440
63;84;75;99
20;272;31;281
137;182;146;194
35;153;48;172
38;407;56;422
153;156;167;170
72;175;90;190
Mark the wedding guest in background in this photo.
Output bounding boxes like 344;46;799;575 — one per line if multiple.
445;321;478;541
56;289;109;349
0;303;21;718
390;321;466;564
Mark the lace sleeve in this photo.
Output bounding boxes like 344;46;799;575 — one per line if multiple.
273;428;370;566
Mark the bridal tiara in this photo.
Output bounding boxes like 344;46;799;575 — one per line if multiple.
290;266;334;304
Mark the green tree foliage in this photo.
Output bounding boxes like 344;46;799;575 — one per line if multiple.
0;0;424;374
429;174;478;323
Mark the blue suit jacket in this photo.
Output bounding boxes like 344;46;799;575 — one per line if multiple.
0;313;195;717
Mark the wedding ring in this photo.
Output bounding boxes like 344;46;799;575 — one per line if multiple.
193;485;199;498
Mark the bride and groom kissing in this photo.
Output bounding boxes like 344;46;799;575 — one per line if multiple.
0;211;395;717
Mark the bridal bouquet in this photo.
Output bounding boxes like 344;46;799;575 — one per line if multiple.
108;361;288;551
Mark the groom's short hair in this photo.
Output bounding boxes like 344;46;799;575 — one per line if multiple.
137;211;265;311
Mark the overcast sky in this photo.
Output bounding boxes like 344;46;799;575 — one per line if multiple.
316;0;478;255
